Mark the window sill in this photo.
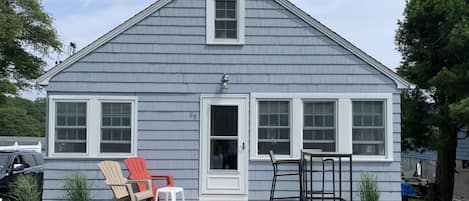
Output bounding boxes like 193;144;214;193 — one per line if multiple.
250;155;296;161
250;155;394;162
206;40;245;45
47;154;136;160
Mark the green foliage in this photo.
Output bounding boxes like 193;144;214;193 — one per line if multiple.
449;97;469;128
0;0;61;100
8;174;42;201
396;0;469;200
401;89;436;151
63;172;91;201
359;173;379;201
0;96;45;136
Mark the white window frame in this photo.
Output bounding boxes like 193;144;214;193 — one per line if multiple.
250;93;394;162
206;0;245;45
351;99;388;158
48;95;138;158
255;98;293;158
302;99;338;152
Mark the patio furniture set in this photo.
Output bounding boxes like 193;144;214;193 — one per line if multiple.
269;150;353;201
99;151;352;201
98;157;184;201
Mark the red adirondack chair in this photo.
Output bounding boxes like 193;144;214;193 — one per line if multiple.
124;157;174;198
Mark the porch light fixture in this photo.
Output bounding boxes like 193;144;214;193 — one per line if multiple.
222;74;230;89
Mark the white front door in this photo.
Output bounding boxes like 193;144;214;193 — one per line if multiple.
200;95;248;201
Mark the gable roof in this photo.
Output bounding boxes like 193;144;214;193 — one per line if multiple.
37;0;412;89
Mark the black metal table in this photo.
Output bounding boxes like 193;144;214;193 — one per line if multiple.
301;150;352;201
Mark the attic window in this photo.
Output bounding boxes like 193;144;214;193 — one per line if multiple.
207;0;245;45
215;0;237;39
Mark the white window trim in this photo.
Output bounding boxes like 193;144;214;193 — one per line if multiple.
302;99;338;152
250;93;394;162
253;98;294;159
206;0;245;45
48;95;138;158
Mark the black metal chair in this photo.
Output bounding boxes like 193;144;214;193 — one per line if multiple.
268;150;302;201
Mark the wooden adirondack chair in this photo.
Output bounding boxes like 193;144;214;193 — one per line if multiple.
98;161;155;201
124;157;174;198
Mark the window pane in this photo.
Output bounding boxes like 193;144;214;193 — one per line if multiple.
352;101;385;155
226;30;237;39
226;0;236;9
303;102;336;152
258;101;290;155
353;144;385;155
101;143;131;153
304;143;335;152
210;140;237;170
227;10;236;18
214;0;237;39
258;142;290;155
55;102;87;153
101;103;132;153
211;106;238;136
55;142;86;153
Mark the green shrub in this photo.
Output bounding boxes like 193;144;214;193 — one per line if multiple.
63;172;91;201
8;174;42;201
359;172;380;201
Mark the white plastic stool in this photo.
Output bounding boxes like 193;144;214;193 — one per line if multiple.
156;187;186;201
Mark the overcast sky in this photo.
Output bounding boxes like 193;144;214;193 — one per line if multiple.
23;0;406;99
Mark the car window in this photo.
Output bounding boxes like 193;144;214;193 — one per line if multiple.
22;154;36;168
11;155;25;169
33;153;44;165
0;154;10;170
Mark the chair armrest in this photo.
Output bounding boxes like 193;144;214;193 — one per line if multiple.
151;175;174;186
127;179;152;190
105;182;128;186
127;179;152;183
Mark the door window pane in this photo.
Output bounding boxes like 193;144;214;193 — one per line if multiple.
352;101;385;155
210;106;238;170
211;140;237;170
211;106;238;136
55;102;87;153
258;101;290;155
101;103;132;153
303;102;336;152
215;0;237;39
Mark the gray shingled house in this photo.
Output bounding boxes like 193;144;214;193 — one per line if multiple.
37;0;411;200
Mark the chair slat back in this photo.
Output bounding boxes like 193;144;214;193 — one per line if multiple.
124;157;154;192
98;161;129;200
268;150;277;164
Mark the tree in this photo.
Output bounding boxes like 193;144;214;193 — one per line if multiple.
0;96;46;136
0;0;61;103
0;107;41;136
396;0;469;200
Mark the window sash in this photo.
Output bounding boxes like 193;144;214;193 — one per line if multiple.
54;102;87;154
214;0;238;40
352;101;386;156
302;101;336;152
257;101;291;155
100;102;133;154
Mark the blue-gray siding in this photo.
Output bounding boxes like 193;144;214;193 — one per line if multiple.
43;0;402;200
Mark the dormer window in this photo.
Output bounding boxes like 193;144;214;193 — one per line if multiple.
207;0;245;45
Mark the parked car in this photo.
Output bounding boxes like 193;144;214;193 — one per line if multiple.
0;150;44;193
